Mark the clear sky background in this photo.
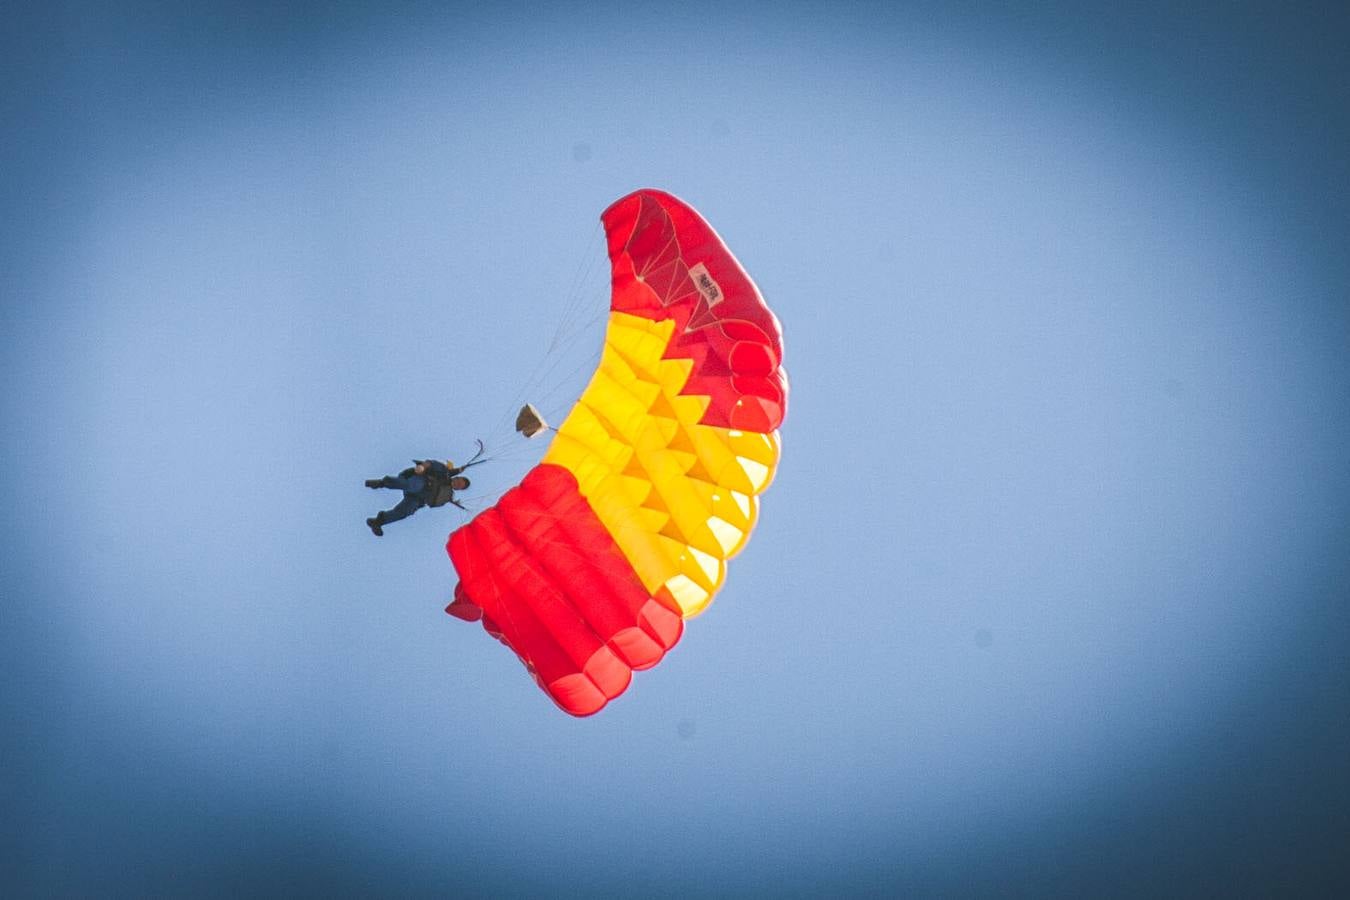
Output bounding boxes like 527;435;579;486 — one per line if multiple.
4;2;1348;895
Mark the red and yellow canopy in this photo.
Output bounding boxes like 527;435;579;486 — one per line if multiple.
446;189;788;715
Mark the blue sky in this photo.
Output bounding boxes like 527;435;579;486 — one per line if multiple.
5;2;1349;895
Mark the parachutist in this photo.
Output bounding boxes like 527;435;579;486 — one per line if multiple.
365;459;472;536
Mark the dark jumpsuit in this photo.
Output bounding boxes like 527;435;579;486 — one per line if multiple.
370;460;458;526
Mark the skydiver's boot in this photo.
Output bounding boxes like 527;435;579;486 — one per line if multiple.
365;479;383;488
367;514;384;537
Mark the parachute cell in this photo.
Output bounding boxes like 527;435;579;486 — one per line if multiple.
446;189;787;715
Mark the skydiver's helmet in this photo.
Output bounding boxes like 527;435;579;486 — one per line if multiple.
451;476;471;491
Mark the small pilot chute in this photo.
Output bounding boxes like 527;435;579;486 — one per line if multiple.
514;403;549;438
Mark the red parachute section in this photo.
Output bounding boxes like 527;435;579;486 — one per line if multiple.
447;466;684;716
603;190;788;433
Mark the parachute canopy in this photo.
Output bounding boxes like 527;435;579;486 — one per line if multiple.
446;189;788;715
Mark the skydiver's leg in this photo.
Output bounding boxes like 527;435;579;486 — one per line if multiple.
370;474;426;493
377;493;426;526
366;474;431;535
368;492;426;536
